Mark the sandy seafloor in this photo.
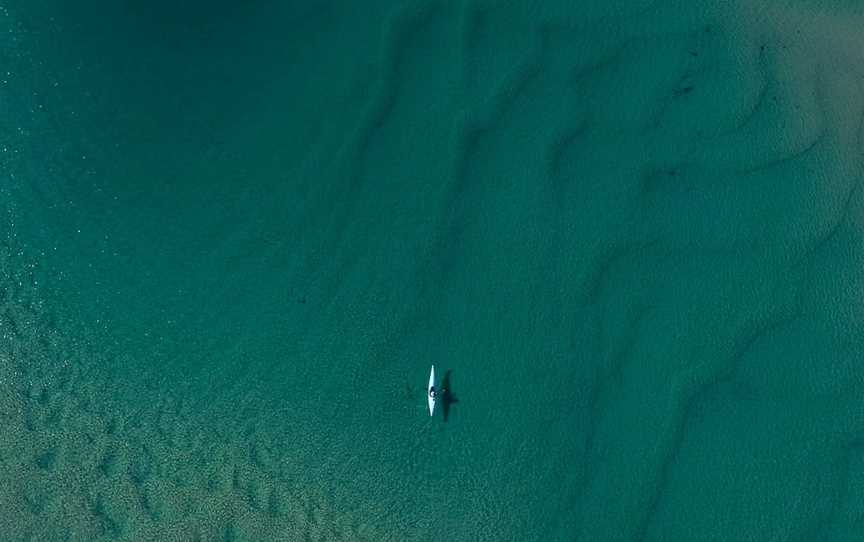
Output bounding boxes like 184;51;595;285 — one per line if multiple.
2;0;864;540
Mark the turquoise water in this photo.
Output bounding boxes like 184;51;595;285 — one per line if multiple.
3;0;864;540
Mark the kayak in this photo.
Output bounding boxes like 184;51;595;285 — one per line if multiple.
427;365;436;416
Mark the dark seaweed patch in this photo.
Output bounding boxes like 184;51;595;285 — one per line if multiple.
35;447;57;471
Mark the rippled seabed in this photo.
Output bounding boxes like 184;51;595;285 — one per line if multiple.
3;1;864;540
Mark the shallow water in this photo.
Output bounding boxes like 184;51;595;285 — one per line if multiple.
3;1;864;540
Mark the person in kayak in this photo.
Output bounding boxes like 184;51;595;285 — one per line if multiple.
429;386;436;398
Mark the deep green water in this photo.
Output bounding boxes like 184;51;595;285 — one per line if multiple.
3;1;864;540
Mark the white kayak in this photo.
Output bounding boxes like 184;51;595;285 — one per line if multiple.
427;365;436;416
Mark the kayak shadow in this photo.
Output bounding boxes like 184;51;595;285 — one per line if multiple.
441;370;459;422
